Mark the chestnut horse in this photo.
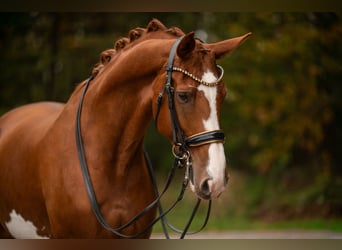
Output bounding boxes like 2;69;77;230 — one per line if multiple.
0;19;250;238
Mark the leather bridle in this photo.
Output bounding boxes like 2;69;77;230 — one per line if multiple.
75;36;226;239
155;36;225;169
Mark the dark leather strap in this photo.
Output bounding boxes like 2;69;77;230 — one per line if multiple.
155;36;185;146
166;36;184;84
186;130;225;147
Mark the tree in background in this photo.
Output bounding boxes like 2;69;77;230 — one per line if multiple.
217;13;342;219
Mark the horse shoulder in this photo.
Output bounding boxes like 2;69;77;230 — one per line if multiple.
0;101;65;185
0;102;64;141
0;101;65;176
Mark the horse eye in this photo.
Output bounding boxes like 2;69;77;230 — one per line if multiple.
176;92;191;103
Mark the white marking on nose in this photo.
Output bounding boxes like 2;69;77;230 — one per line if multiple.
5;209;49;239
198;71;220;130
198;70;227;197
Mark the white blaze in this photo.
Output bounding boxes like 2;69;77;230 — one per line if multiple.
5;209;49;239
198;70;227;197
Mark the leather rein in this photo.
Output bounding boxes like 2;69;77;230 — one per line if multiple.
75;36;225;239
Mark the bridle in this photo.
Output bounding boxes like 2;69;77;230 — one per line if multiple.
75;36;226;239
155;36;225;180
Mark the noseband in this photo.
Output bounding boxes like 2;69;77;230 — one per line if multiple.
75;36;225;239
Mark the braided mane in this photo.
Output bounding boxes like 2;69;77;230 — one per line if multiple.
91;19;185;78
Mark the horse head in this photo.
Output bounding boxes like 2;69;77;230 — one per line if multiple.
152;30;251;200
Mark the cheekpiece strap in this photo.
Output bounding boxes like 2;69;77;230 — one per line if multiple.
166;36;184;85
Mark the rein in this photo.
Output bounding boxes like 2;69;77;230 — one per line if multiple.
75;36;225;239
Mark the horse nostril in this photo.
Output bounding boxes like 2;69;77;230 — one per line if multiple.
200;178;211;197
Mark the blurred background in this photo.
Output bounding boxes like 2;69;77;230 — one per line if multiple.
0;12;341;232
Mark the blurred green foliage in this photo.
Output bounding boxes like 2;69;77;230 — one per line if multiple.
0;13;341;220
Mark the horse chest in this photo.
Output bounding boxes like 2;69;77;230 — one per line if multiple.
5;210;50;239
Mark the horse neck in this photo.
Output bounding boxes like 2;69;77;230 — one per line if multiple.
70;40;171;177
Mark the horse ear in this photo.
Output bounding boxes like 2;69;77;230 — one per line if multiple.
177;32;196;59
208;32;252;59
